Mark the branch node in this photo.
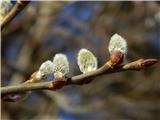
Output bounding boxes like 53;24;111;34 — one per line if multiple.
48;81;66;90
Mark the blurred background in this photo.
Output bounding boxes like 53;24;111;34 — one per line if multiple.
1;1;160;120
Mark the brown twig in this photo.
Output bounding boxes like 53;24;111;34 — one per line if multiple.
1;58;158;96
1;1;30;30
1;80;66;95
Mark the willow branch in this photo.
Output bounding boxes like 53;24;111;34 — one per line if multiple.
1;1;30;30
1;81;66;95
1;58;157;96
67;59;158;85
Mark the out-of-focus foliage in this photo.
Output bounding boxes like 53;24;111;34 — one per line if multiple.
1;1;160;120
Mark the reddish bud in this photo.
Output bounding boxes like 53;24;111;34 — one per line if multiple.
48;81;66;90
142;59;158;68
107;51;123;68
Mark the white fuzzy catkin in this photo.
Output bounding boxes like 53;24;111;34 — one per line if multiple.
53;54;69;78
36;60;54;80
0;0;12;21
108;33;127;56
77;48;97;73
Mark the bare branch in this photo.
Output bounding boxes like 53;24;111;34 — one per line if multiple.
1;58;158;97
1;1;30;30
1;80;66;95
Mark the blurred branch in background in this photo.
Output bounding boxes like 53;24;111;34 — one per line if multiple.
1;0;30;29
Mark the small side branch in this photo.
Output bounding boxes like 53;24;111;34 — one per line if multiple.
1;1;30;29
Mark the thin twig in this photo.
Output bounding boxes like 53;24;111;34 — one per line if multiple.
1;59;157;96
1;1;30;30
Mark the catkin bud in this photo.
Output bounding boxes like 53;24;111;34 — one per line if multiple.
108;33;127;56
53;54;69;79
0;0;12;21
77;48;97;73
107;33;127;67
36;60;54;80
